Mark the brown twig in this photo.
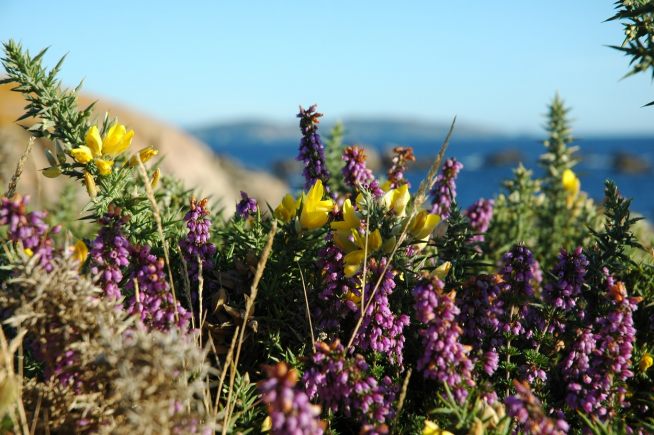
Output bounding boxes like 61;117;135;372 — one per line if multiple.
297;261;316;353
222;221;277;433
5;137;34;198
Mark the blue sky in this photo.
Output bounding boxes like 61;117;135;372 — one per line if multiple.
1;1;652;135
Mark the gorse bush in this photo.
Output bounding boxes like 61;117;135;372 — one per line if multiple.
1;36;654;435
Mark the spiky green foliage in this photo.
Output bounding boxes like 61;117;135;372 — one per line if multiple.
0;40;93;146
609;0;654;105
324;121;347;193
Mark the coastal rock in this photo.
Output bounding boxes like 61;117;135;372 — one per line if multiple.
613;151;651;174
485;149;524;167
0;85;288;215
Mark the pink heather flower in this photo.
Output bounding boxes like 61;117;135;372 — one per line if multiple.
342;146;383;197
180;198;217;288
505;380;569;434
464;198;494;243
126;245;191;331
89;205;131;299
560;272;637;419
302;341;396;432
353;258;409;367
258;362;324;435
430;158;463;219
235;191;258;219
413;275;475;402
386;146;415;189
0;195;59;271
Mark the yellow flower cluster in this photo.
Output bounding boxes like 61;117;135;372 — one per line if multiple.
331;198;384;277
274;180;334;230
327;184;440;278
68;123;158;177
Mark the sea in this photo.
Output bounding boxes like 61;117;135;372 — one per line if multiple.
200;136;654;220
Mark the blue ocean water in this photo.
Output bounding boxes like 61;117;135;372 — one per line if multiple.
204;136;654;220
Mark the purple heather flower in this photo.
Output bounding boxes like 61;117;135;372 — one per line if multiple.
314;242;359;332
258;362;324;435
0;195;59;271
457;273;510;378
560;274;638;419
126;245;191;331
412;275;475;402
353;258;409;366
458;274;505;350
89;205;131;299
297;105;331;192
505;380;569;434
464;198;494;243
180;198;217;288
303;340;397;431
235;191;258;219
429;158;463;219
386;146;415;189
543;247;589;334
342;146;383;197
498;245;542;339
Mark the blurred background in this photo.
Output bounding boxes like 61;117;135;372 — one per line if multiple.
1;1;653;216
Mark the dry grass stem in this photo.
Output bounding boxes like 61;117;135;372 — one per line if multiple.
297;261;316;353
222;221;277;434
5;137;34;198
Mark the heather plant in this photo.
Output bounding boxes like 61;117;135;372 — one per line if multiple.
1;32;654;435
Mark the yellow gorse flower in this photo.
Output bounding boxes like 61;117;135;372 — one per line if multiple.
562;168;580;208
70;123;136;176
151;167;161;189
423;420;454;435
383;183;410;216
70;146;93;164
408;210;441;241
434;261;452;280
299;180;334;230
129;146;159;167
639;353;653;372
84;170;97;198
274;193;300;223
71;240;88;265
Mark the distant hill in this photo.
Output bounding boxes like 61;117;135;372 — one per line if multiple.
189;118;507;150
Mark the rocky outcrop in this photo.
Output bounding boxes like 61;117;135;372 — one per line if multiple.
0;85;288;214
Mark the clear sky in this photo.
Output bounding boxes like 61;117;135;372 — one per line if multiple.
1;1;652;135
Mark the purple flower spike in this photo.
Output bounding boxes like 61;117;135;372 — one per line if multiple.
505;380;569;434
353;258;409;367
0;195;59;271
302;340;396;431
429;158;463;219
464;198;494;243
180;198;217;288
297;105;331;192
413;275;475;402
89;205;131;299
342;146;383;196
259;362;325;435
387;146;415;189
126;245;191;331
235;191;258;219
